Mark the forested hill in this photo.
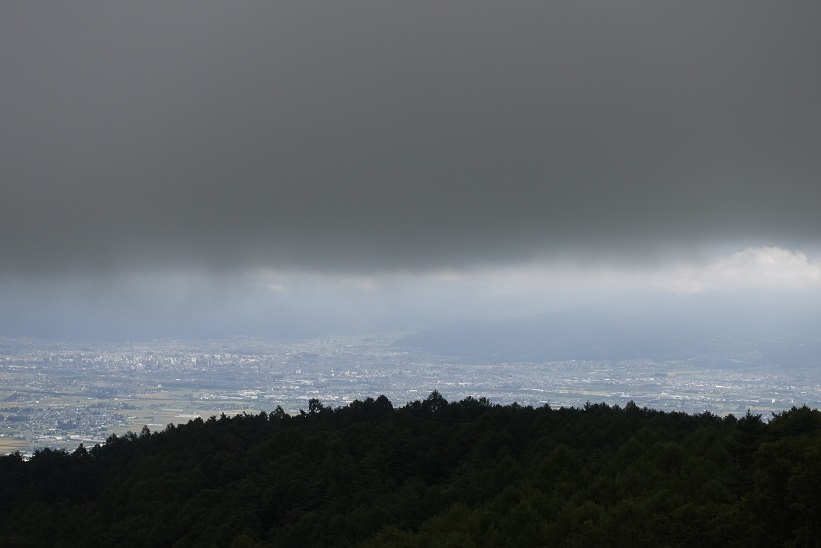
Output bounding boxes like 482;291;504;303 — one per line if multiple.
2;394;821;547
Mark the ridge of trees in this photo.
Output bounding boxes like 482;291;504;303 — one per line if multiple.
2;392;821;547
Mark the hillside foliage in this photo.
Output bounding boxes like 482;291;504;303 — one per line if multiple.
2;393;821;547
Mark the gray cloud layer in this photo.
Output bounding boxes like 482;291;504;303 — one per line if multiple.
2;2;820;275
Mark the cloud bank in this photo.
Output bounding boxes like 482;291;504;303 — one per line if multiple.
2;2;820;277
2;3;820;338
659;247;821;293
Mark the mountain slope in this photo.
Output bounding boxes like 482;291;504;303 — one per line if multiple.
396;291;821;365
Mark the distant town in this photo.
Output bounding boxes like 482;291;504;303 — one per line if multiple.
2;334;820;457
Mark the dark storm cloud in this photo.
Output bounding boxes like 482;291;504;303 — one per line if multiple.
2;1;820;274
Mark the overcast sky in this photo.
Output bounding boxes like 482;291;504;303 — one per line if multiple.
2;2;820;338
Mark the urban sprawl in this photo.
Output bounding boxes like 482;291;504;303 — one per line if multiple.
2;335;820;458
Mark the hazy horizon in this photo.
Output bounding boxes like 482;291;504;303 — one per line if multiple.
3;2;821;342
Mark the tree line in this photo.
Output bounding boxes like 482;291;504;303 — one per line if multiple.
2;392;820;547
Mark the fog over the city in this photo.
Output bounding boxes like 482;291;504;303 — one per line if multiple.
2;2;820;340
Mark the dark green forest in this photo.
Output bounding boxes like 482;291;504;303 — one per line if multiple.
2;393;821;547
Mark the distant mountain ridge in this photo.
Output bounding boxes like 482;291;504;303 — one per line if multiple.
395;291;821;366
